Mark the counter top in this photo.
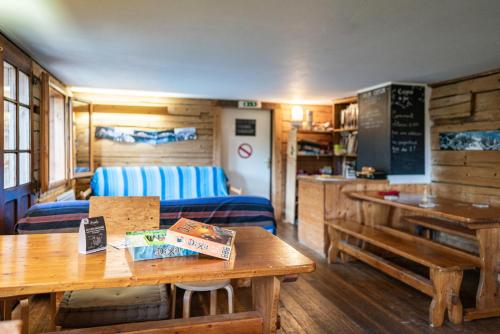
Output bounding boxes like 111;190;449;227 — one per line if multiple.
297;175;388;184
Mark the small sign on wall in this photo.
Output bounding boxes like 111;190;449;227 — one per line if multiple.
238;100;261;109
236;119;256;136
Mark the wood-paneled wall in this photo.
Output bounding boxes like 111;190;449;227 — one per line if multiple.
430;69;500;205
88;102;218;168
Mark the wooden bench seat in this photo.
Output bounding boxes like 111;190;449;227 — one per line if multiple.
326;219;480;327
403;215;476;240
47;311;263;334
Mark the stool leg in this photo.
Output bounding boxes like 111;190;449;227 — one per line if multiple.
225;284;234;314
170;285;177;319
210;290;217;315
183;290;193;319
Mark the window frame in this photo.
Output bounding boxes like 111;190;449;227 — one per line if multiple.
3;60;32;189
47;82;70;189
70;98;94;179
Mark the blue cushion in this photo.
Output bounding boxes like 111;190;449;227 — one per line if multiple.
91;166;229;200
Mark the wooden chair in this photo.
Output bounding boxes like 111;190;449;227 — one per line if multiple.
88;196;160;241
56;197;169;329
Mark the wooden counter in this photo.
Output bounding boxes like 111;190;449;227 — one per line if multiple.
297;176;389;256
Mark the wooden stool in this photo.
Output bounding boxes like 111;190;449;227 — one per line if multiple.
171;280;234;318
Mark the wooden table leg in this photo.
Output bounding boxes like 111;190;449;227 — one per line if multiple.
20;297;29;334
429;269;463;327
464;228;500;321
252;276;280;334
476;228;500;307
2;298;14;321
49;293;57;331
360;201;392;227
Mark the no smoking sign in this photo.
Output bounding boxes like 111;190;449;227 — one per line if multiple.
237;143;253;159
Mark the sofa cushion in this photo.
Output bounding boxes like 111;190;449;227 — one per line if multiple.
91;166;229;200
55;285;169;328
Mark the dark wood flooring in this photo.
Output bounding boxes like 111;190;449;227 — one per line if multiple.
13;222;500;333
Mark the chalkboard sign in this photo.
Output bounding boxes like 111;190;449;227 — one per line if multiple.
390;84;425;174
357;87;390;172
235;119;256;136
357;84;425;175
78;216;107;254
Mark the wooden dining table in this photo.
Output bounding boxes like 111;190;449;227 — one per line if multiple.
349;191;500;321
0;227;315;334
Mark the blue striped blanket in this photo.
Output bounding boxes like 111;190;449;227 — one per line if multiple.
91;166;229;200
16;196;276;235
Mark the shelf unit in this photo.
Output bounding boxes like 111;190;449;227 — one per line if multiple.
297;129;334;135
333;127;358;133
284;127;335;224
333;96;358;176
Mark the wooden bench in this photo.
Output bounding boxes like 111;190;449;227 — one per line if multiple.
46;312;262;334
402;215;476;240
326;219;480;327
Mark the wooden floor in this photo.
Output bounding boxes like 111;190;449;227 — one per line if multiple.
14;222;500;333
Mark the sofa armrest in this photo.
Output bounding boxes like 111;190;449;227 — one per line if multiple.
79;188;92;200
229;186;243;196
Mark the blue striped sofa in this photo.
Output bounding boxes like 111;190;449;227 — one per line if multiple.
16;196;276;235
18;165;276;235
90;166;229;199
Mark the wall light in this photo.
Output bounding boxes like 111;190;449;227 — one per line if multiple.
291;105;304;121
291;105;304;128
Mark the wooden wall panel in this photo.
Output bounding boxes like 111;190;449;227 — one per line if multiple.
88;103;217;168
430;68;500;203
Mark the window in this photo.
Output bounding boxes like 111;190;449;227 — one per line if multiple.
48;87;67;184
3;61;31;189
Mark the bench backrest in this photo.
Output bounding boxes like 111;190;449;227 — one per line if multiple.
90;166;228;200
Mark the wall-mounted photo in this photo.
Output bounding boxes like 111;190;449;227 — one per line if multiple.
439;130;500;151
95;126;197;144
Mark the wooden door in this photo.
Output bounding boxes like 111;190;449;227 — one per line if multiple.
0;37;35;234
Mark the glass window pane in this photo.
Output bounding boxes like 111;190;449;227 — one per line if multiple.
4;101;16;150
4;153;16;188
3;62;16;100
19;153;30;185
19;106;30;150
19;71;30;105
49;89;66;183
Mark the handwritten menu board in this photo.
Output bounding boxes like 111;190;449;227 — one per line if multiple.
357;87;391;172
357;84;425;175
390;84;425;174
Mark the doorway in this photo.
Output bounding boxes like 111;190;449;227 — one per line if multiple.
220;109;271;199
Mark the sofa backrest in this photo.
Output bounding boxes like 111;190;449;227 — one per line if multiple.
90;166;228;200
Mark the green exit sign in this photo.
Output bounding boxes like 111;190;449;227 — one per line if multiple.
238;100;261;109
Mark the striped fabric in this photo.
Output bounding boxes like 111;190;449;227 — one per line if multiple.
16;196;276;235
90;166;229;200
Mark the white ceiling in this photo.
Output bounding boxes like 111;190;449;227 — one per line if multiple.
1;0;499;104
